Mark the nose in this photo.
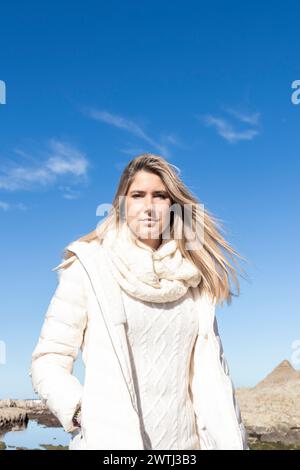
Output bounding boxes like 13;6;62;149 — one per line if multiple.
143;196;156;215
144;195;153;206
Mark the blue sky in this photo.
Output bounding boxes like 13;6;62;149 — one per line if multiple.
0;0;299;398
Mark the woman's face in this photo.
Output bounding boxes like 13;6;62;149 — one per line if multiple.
125;170;172;248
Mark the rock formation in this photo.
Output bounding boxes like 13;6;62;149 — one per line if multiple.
236;359;300;446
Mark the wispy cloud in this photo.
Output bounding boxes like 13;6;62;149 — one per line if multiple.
58;185;81;200
0;201;27;211
83;107;175;157
201;106;261;143
203;115;259;143
0;139;89;193
225;108;261;126
164;134;181;146
46;140;88;177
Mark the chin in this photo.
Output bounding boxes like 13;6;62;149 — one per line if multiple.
137;228;161;240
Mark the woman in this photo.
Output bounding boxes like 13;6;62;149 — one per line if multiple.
29;153;249;450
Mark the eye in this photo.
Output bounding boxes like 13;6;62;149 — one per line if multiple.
131;193;168;199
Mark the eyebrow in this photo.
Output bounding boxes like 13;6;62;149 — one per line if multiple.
129;190;169;195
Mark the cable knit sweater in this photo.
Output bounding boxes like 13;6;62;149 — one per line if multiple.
120;286;201;450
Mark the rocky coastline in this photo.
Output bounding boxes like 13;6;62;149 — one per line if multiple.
0;399;61;428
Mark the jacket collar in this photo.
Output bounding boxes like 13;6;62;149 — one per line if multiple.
54;239;216;333
62;239;140;412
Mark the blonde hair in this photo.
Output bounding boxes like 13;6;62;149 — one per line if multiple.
58;153;249;306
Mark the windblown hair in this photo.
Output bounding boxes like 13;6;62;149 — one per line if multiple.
58;153;249;306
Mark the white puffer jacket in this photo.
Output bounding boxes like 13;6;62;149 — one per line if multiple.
29;239;249;450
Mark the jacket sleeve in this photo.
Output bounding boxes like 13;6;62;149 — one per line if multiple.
211;315;250;449
29;257;88;433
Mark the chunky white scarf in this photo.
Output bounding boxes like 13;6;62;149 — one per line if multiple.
101;223;202;303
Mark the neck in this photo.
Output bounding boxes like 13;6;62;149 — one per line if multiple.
136;236;162;251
